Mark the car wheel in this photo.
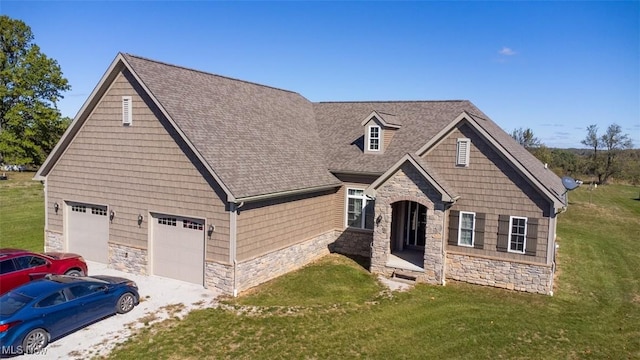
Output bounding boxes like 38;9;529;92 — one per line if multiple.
117;292;136;314
65;269;84;276
22;328;49;354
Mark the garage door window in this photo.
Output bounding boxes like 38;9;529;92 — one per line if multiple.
183;220;203;230
72;205;86;213
91;207;107;216
158;217;177;226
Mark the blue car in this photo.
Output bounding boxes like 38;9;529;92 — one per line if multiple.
0;274;139;355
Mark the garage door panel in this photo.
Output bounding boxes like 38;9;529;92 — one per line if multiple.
67;203;108;263
152;214;204;285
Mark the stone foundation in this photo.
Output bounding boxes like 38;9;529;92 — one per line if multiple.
108;243;148;275
236;230;337;293
205;261;234;294
329;229;372;258
446;253;553;295
44;230;63;252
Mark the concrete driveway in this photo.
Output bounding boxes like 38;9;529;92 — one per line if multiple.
21;261;221;360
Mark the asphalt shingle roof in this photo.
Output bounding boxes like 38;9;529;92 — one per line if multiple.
313;101;488;174
123;54;341;199
121;54;564;205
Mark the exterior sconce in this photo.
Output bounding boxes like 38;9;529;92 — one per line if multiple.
137;214;144;226
207;224;215;238
54;202;59;214
376;214;382;226
109;210;115;222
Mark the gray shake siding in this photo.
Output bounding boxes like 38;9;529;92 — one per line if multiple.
423;123;552;264
46;71;230;262
236;190;336;261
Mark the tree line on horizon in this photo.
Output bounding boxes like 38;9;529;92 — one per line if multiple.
511;126;638;186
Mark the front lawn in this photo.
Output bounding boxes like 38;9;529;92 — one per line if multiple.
107;184;640;359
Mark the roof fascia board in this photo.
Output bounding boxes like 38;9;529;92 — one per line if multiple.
365;154;454;202
118;55;237;202
234;183;341;203
35;55;127;180
359;110;401;129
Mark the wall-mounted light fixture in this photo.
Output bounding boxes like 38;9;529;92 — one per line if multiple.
207;224;215;238
137;214;144;226
109;210;115;222
376;214;383;226
54;202;59;214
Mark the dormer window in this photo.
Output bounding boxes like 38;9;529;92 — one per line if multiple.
368;125;380;151
361;111;401;154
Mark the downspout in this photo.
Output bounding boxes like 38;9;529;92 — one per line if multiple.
42;179;48;252
229;202;238;297
230;201;245;298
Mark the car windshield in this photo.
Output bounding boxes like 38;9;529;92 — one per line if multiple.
0;292;34;316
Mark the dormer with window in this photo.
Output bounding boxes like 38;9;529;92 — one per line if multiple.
361;111;401;154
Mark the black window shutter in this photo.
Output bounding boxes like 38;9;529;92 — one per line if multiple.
497;215;510;252
474;213;486;249
448;210;460;245
525;218;539;256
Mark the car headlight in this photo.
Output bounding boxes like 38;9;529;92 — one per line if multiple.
125;281;138;289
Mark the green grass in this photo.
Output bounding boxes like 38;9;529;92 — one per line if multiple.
2;177;638;358
0;171;44;251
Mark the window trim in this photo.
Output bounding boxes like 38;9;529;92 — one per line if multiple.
456;138;471;166
457;211;475;247
367;125;381;152
345;187;373;230
508;216;527;254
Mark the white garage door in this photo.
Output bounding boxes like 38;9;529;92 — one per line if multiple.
67;202;109;263
152;214;205;285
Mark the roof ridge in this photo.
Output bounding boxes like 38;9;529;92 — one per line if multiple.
316;100;469;104
122;53;301;96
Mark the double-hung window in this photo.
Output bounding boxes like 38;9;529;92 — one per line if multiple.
368;125;380;151
508;216;527;253
346;188;374;230
458;212;475;246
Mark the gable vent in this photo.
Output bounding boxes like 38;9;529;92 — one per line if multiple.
456;138;470;166
122;96;132;125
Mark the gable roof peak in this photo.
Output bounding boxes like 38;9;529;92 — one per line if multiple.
360;110;402;128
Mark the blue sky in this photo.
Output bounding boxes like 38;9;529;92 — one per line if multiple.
3;1;639;148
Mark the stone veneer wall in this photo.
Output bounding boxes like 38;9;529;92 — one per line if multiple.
45;230;64;252
205;261;234;294
236;230;337;293
329;229;372;258
371;164;446;284
446;253;553;295
108;243;148;275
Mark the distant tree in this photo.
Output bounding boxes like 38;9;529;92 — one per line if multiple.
551;149;579;174
0;15;70;165
531;145;552;166
580;123;634;184
511;127;541;149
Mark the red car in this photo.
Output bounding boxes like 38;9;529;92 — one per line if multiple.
0;249;88;295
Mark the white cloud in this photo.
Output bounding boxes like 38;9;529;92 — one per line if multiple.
498;47;517;56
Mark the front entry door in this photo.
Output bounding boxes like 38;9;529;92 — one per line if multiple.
405;202;427;248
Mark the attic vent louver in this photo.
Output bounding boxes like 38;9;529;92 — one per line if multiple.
456;138;470;166
122;96;132;125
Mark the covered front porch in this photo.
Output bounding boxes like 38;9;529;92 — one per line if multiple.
366;155;456;285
